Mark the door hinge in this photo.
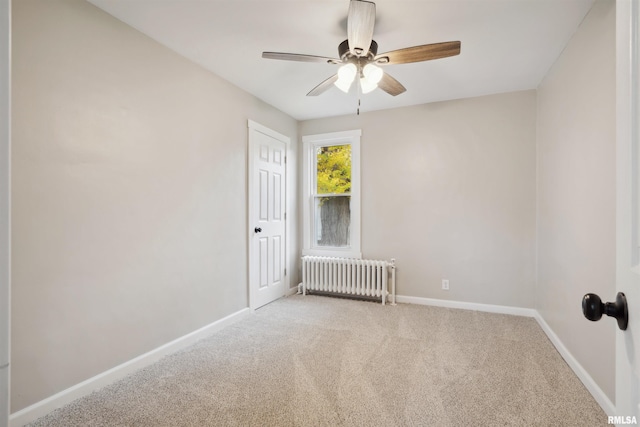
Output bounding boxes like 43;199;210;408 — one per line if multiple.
284;212;287;220
284;156;287;164
284;268;287;276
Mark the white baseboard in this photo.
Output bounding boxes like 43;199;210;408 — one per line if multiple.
533;312;616;417
9;308;252;427
285;286;299;297
395;294;537;317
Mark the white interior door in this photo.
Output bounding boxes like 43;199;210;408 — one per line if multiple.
248;121;289;309
616;0;640;421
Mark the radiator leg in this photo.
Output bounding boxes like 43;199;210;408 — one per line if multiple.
390;259;397;306
301;256;306;296
381;263;387;306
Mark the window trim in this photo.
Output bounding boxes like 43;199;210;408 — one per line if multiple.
302;130;361;258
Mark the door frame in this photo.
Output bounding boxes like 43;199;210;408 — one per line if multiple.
1;0;10;425
247;120;290;310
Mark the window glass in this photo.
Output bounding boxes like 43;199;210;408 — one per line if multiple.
314;195;351;247
316;144;351;195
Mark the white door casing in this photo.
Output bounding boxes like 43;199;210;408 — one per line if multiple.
0;0;10;425
616;0;640;420
248;121;289;309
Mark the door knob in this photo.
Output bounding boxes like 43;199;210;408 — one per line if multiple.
254;227;262;233
582;292;628;331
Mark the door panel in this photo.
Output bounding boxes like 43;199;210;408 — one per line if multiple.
259;170;268;221
273;236;282;283
273;173;282;220
259;237;268;288
616;0;640;420
248;121;289;309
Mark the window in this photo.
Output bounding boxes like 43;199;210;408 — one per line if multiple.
302;130;361;258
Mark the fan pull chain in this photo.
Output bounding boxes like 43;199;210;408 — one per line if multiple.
356;67;362;115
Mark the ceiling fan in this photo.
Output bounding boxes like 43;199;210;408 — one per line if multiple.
262;0;461;97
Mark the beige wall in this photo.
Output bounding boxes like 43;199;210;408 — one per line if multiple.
300;90;537;308
11;0;298;411
536;0;616;401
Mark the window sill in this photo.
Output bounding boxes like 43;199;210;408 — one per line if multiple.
302;249;362;259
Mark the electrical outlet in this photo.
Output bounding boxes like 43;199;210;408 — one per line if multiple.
442;279;449;290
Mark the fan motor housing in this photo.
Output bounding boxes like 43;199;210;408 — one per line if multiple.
339;39;378;60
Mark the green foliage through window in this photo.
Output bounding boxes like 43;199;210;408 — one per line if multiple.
316;144;351;194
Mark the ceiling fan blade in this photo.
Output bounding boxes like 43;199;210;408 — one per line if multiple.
375;41;461;65
347;0;376;57
378;73;406;96
262;52;341;65
307;74;339;96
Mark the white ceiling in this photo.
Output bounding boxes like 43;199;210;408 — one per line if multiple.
88;0;595;121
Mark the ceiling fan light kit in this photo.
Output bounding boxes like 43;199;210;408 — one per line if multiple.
333;62;382;94
335;63;358;92
262;0;461;101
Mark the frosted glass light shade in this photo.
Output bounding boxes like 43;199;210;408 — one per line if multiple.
362;63;383;84
359;77;377;94
334;63;357;93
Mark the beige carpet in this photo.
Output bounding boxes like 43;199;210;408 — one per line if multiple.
29;295;607;426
